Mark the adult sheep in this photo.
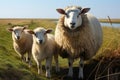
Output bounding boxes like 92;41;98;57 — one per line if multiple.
8;26;33;67
28;27;59;78
55;6;103;79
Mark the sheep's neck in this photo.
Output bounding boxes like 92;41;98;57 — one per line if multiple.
14;38;26;46
35;41;48;50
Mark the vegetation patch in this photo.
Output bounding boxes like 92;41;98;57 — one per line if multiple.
0;19;120;80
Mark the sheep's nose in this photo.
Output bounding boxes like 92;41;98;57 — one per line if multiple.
17;36;20;40
39;40;43;44
70;22;75;26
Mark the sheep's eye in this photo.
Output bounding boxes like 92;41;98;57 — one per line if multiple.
65;14;69;18
13;31;16;34
44;32;46;35
13;31;15;33
77;14;79;18
34;33;37;37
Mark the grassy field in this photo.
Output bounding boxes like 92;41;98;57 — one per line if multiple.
0;19;120;80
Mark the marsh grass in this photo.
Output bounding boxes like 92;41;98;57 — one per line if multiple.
99;19;120;23
0;19;120;80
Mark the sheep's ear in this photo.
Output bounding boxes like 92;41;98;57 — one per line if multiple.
46;29;52;34
23;26;27;30
80;8;90;14
56;9;66;15
7;28;13;32
27;30;35;34
24;25;28;28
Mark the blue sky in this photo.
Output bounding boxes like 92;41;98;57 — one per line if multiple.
0;0;120;19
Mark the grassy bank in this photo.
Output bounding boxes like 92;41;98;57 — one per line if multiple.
0;19;120;80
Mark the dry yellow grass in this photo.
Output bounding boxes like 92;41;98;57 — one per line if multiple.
99;19;120;23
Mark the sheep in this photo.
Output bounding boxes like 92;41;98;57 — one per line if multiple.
27;27;59;78
8;26;33;67
55;6;103;79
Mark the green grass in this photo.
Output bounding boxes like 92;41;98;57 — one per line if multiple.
0;19;120;80
0;19;56;80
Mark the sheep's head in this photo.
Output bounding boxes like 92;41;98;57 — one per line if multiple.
28;27;52;44
56;6;90;30
8;26;27;40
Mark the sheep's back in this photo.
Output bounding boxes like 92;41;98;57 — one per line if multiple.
86;13;103;53
47;34;56;54
24;30;33;52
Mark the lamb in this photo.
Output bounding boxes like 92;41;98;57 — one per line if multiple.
8;26;33;67
27;27;59;78
55;6;103;79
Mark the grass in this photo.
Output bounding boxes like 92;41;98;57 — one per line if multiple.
0;19;56;80
0;19;120;80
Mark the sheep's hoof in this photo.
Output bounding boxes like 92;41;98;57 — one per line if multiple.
78;74;83;80
78;77;84;80
26;60;29;63
28;64;31;68
56;67;60;72
21;57;26;62
38;70;42;75
21;59;25;62
67;74;73;78
28;62;32;68
62;75;73;80
46;72;51;78
67;72;73;78
46;76;51;78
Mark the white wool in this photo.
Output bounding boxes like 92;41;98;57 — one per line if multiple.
55;7;102;59
31;27;59;77
55;6;103;79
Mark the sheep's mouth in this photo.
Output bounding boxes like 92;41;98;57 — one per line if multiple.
71;26;75;28
70;26;76;30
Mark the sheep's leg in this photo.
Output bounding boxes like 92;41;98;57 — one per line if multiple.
79;57;84;79
54;54;60;72
36;61;42;74
25;53;29;62
21;54;25;62
45;57;52;78
27;52;32;67
68;58;74;77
